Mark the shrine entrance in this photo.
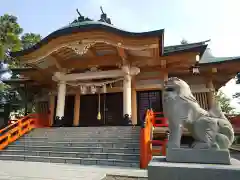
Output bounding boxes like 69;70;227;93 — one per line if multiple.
137;90;163;125
79;92;123;126
53;95;74;127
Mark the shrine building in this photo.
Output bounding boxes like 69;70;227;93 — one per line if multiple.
5;10;240;129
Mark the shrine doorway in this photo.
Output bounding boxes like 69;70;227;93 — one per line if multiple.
79;92;123;126
137;90;163;125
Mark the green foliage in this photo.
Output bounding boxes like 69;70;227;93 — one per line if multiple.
0;14;23;61
215;91;235;114
0;14;41;66
0;13;41;111
21;33;41;49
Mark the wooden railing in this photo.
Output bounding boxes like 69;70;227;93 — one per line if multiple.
140;110;168;169
0;114;37;150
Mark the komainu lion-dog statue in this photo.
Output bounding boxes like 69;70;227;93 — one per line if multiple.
163;77;234;150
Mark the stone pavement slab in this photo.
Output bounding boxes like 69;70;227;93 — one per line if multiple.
0;160;147;180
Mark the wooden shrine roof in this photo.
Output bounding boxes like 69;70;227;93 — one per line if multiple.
10;21;164;58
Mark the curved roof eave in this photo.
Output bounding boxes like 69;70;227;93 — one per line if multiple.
163;44;208;57
10;21;164;57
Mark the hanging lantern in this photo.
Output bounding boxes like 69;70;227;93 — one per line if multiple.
102;84;107;93
80;86;87;94
192;64;200;74
97;93;101;120
196;54;200;62
97;111;101;120
191;55;200;74
90;85;97;94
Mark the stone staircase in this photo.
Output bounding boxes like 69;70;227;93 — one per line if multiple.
0;126;140;167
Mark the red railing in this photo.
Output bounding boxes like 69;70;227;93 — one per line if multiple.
0;114;37;150
151;112;168;156
140;110;168;169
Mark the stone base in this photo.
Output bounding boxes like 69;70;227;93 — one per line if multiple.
148;156;240;180
166;148;231;164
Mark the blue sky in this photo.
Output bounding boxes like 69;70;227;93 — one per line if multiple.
1;0;240;110
1;0;240;56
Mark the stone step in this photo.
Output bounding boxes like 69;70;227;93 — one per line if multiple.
12;141;139;148
6;145;140;154
0;154;139;167
1;150;139;161
6;126;141;168
32;126;140;130
25;134;140;138
30;128;140;132
31;127;140;133
27;131;140;134
19;137;140;143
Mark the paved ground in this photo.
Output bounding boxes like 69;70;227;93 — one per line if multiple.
0;160;147;180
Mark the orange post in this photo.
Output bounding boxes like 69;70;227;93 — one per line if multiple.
140;110;154;169
141;110;169;166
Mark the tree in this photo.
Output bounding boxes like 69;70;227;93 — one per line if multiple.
0;14;23;62
0;14;41;106
180;39;189;45
0;14;23;103
215;91;235;114
21;33;41;50
233;73;240;102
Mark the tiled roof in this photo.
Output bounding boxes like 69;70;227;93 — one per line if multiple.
164;42;240;64
200;56;240;64
11;21;164;57
164;40;209;53
163;40;209;56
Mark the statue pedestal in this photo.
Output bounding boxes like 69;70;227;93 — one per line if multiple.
166;148;231;165
148;156;240;180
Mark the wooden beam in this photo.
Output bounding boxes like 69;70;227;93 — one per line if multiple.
141;65;191;73
51;55;65;71
116;46;128;60
60;55;122;69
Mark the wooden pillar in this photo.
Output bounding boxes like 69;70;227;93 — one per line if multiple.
123;74;132;116
161;60;168;82
163;72;168;81
131;77;137;125
206;78;215;109
56;81;66;119
49;94;55;127
73;91;80;126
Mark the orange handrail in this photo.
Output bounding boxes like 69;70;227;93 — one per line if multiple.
140;109;154;169
0;114;37;150
140;110;168;169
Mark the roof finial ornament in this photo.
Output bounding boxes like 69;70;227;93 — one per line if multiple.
72;9;92;24
99;6;112;24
